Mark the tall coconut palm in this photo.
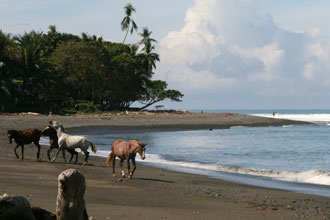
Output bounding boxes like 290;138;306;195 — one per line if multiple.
138;28;159;78
138;27;157;50
121;3;138;43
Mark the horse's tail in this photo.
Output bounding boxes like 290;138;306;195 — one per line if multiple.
90;141;97;153
105;153;113;166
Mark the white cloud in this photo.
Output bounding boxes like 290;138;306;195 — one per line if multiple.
156;0;330;108
308;27;320;38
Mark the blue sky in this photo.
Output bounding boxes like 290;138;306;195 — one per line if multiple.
1;0;330;110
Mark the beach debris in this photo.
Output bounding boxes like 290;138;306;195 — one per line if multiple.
0;193;36;220
56;169;89;220
19;112;41;116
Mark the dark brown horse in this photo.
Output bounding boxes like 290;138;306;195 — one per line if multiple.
41;125;78;164
7;128;42;160
105;139;146;178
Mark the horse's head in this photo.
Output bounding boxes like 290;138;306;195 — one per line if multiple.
7;130;16;144
49;120;62;130
138;142;146;160
42;125;53;136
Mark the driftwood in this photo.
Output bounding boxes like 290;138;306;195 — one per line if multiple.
0;193;36;220
56;169;88;220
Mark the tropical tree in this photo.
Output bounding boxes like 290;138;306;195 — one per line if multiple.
50;41;113;110
142;41;159;77
13;31;52;111
136;28;182;110
0;25;184;113
137;28;159;78
138;27;157;50
40;25;81;58
81;32;103;42
0;30;16;111
121;3;138;43
138;80;183;110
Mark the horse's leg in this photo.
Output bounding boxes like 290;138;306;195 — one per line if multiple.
47;145;56;161
14;144;20;159
131;158;137;178
83;151;89;165
62;149;67;163
52;146;63;163
120;159;125;177
21;145;24;160
127;159;131;179
74;151;78;164
68;150;74;164
67;149;78;164
34;142;41;161
112;154;116;177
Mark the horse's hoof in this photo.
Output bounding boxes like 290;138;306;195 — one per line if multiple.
112;174;116;177
83;162;87;166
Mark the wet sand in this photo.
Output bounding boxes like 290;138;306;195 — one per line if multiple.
1;112;329;219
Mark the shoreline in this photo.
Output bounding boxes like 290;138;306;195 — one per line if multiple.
1;113;329;219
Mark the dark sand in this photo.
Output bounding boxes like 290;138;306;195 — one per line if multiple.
1;112;329;220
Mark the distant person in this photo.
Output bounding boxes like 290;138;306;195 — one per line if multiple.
273;112;276;117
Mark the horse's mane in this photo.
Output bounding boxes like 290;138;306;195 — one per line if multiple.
8;129;19;136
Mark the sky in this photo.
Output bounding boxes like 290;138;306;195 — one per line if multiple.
1;0;330;110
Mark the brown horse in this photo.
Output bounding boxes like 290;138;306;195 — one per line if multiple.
41;125;78;164
105;139;146;178
7;128;42;160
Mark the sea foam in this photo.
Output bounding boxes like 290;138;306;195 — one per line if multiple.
98;152;330;186
253;113;330;123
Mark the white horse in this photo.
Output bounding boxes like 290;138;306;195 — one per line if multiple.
50;121;97;165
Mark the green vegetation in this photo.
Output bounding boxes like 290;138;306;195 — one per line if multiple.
0;4;183;114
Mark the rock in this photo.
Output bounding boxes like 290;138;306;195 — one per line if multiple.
0;193;36;220
32;207;56;220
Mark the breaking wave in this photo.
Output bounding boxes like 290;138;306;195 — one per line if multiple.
253;113;330;124
96;151;330;186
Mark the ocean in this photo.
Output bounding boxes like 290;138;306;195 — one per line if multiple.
41;110;330;197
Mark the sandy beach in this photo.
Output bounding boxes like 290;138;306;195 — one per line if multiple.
1;112;329;219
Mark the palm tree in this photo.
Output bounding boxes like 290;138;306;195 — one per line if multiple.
144;41;159;75
121;3;138;43
128;43;139;56
14;31;51;108
81;32;103;42
138;28;159;77
138;27;157;50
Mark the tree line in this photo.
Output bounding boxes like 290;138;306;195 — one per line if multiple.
0;26;183;113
